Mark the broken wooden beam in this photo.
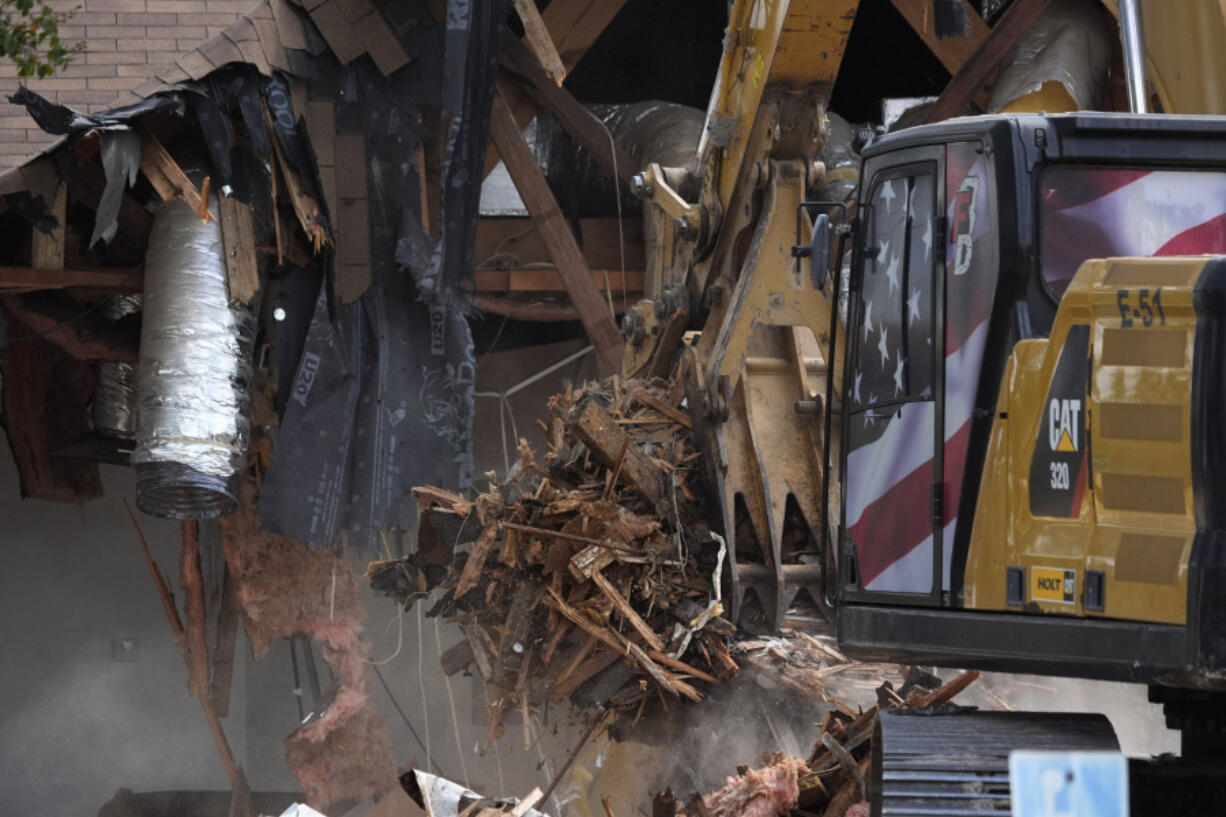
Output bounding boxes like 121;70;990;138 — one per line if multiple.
124;502;253;817
181;520;211;700
566;399;664;508
263;106;330;253
31;181;66;271
140;128;212;220
591;570;664;651
488;88;625;370
217;195;260;304
209;570;240;718
922;0;1055;123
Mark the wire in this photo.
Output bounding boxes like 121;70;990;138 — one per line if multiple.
434;614;471;789
364;606;405;666
416;601;432;776
594;115;628;318
0;266;143;348
372;663;448;778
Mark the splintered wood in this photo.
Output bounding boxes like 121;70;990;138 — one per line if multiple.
368;375;733;744
683;669;983;817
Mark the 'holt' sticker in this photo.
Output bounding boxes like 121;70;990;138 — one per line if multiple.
1032;566;1076;605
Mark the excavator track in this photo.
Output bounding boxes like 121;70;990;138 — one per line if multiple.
871;709;1119;817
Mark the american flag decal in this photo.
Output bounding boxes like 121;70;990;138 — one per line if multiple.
846;154;1226;596
846;143;995;594
1040;167;1226;297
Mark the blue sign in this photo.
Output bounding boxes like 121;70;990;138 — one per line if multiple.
1010;751;1128;817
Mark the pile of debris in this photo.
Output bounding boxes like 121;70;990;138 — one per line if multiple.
732;634;907;705
672;670;983;817
368;375;736;742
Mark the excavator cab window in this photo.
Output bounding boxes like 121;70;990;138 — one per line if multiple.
843;157;941;599
1038;165;1226;299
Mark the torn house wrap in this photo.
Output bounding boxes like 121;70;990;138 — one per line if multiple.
133;196;254;518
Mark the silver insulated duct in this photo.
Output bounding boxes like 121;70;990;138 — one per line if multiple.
93;361;138;439
133;197;253;518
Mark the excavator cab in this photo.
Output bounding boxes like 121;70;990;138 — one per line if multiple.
837;113;1226;697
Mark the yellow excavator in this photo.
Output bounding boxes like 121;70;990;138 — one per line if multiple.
617;0;1226;811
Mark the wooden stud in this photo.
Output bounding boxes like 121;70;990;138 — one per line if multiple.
31;181;66;271
209;570;241;718
922;0;1055;123
488;88;625;370
217;195;260;304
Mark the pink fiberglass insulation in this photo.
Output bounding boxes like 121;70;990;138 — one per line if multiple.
702;755;809;817
285;698;399;809
220;480;396;809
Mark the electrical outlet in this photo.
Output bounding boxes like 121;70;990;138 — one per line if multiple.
112;637;140;662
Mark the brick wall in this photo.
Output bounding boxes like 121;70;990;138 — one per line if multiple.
0;0;258;172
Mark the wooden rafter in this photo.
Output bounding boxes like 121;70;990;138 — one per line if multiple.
488;88;625;370
512;0;566;86
890;0;990;75
499;34;638;190
485;0;631;178
889;0;992;109
922;0;1055;123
